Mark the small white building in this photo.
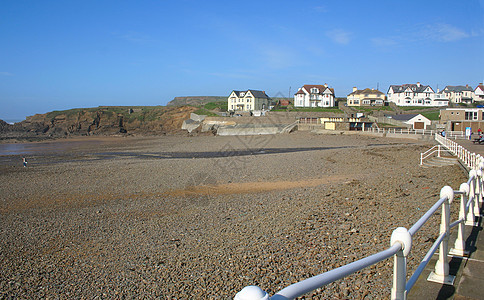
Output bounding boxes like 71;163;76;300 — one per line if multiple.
294;84;335;108
387;82;448;107
391;114;432;130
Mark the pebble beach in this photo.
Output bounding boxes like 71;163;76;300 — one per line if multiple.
0;132;467;299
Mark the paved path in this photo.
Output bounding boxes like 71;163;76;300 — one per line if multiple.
408;138;484;300
455;138;484;158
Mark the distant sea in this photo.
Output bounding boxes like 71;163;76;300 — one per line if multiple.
3;119;23;124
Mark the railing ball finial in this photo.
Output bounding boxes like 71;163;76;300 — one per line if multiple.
469;169;477;180
390;227;412;256
459;182;470;195
234;286;269;300
440;186;454;204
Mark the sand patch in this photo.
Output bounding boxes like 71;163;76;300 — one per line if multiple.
165;174;358;197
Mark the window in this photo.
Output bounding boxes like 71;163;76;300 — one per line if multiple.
465;111;478;120
311;88;318;93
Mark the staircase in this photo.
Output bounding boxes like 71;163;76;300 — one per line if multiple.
420;156;459;168
338;101;358;117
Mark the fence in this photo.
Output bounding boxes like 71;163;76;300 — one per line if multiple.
235;135;483;300
365;127;466;139
435;134;482;170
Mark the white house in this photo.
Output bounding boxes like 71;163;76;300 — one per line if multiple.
391;114;432;130
227;90;270;112
441;85;474;104
294;84;335;108
474;83;484;102
387;82;448;107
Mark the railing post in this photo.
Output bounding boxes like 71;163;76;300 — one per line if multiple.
474;169;481;217
391;227;412;300
466;170;477;226
480;161;484;205
428;186;455;285
438;145;441;158
450;183;470;256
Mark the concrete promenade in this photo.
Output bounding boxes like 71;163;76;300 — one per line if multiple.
408;138;484;300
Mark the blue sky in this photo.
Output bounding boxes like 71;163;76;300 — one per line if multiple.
1;0;483;121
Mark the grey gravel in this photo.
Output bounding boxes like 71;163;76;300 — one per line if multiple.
0;132;466;299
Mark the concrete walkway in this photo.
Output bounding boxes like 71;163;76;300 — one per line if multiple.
407;138;484;300
407;210;483;300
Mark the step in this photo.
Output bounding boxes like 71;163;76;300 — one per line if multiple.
421;157;459;168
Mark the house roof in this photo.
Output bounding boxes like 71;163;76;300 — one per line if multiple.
389;83;433;94
442;85;474;93
391;113;427;122
295;85;335;95
348;88;384;96
231;90;269;99
476;84;484;91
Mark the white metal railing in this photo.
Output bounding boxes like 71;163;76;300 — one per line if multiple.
420;145;442;165
235;142;484;300
365;127;438;135
436;134;482;170
363;127;466;139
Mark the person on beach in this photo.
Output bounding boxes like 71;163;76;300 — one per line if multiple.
22;157;27;167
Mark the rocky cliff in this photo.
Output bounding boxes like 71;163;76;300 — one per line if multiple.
0;106;198;141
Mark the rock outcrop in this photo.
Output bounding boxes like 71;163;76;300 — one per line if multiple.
0;106;198;141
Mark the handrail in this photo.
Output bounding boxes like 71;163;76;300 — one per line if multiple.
405;232;446;291
408;196;447;236
270;243;402;300
235;136;483;300
420;145;441;165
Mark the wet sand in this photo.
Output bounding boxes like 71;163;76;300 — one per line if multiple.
0;132;467;298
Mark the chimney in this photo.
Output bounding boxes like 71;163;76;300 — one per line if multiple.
353;87;357;92
324;83;328;88
417;82;421;87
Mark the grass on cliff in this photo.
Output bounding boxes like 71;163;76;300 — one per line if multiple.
203;101;227;111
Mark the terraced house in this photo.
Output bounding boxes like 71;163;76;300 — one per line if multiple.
346;87;385;106
227;90;270;112
441;85;474;104
294;84;335;108
387;82;448;107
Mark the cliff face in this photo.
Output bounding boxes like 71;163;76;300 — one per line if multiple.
0;106;198;140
